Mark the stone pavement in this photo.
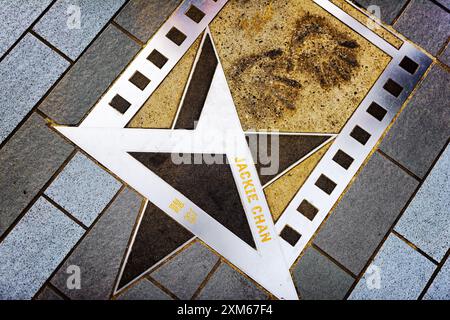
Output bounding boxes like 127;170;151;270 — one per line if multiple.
0;0;449;300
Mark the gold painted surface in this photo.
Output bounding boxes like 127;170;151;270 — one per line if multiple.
330;0;403;49
210;0;391;133
265;142;332;221
128;37;201;129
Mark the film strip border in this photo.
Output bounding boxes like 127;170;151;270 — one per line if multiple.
275;0;433;266
81;0;228;128
78;0;434;269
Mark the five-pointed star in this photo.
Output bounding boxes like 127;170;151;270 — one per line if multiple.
56;31;333;300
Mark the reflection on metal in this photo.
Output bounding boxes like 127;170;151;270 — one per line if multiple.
58;0;432;299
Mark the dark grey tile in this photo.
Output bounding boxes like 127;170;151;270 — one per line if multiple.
314;153;419;275
0;113;74;237
151;241;219;299
117;279;172;300
0;0;53;57
292;247;354;300
353;0;408;24
395;145;450;262
33;0;126;60
349;234;435;300
115;0;181;43
196;263;268;300
35;286;64;300
0;33;69;143
39;25;139;125
380;65;450;178
394;0;450;55
51;188;142;300
0;197;84;300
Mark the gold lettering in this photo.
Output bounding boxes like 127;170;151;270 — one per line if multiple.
169;198;185;213
243;179;255;190
254;215;266;225
247;193;259;203
252;206;263;214
240;171;251;180
257;225;268;234
237;163;248;172
261;233;272;243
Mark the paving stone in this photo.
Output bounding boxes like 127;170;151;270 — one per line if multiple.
0;197;84;300
349;234;436;300
0;113;74;237
436;0;450;10
352;0;408;24
39;25;139;125
196;263;268;300
115;0;181;43
117;279;172;300
50;187;142;300
380;65;450;178
35;286;64;300
314;153;419;275
45;153;122;227
151;241;219;299
439;44;450;66
424;258;450;300
395;144;450;262
33;0;126;60
0;34;69;144
292;247;354;300
0;0;53;57
394;0;450;55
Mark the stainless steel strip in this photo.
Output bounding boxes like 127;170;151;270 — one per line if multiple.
275;0;433;266
81;0;228;128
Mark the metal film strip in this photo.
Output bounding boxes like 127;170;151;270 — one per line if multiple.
81;0;228;128
275;0;433;266
77;0;433;270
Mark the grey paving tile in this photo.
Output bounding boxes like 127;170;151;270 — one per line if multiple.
35;286;64;300
0;113;74;237
349;234;436;300
33;0;126;60
439;43;450;66
436;0;450;10
292;247;354;300
0;197;84;300
0;0;53;57
117;279;172;300
45;153;122;227
151;241;219;299
314;153;419;275
0;34;69;144
196;263;268;300
394;0;450;55
115;0;180;43
39;24;139;125
50;187;142;300
380;65;450;178
353;0;408;24
395;145;450;262
424;258;450;300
